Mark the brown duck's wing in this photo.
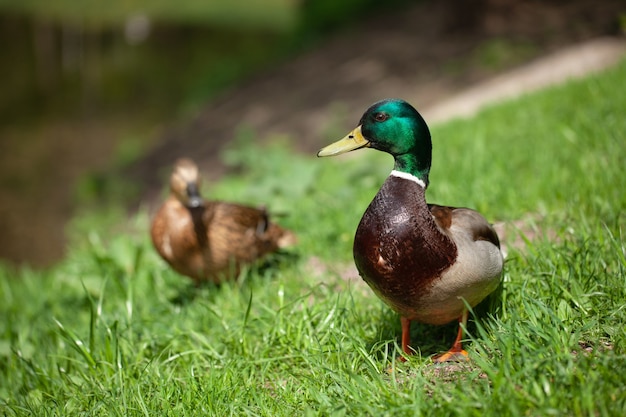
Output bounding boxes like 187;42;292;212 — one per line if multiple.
206;201;296;247
428;204;501;249
207;202;269;232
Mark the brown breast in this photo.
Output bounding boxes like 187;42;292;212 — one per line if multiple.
353;176;457;316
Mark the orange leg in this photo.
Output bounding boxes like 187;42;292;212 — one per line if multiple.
398;316;412;362
432;309;470;363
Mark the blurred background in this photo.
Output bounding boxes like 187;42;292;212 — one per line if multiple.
0;0;623;267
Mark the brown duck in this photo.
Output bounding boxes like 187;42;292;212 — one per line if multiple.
318;99;503;362
150;158;297;284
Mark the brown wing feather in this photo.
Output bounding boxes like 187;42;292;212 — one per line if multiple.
428;204;500;248
203;203;289;276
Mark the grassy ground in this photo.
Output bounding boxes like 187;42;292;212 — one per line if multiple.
1;59;626;415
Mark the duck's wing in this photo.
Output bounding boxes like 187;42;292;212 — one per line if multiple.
429;204;503;318
207;202;268;234
428;204;500;248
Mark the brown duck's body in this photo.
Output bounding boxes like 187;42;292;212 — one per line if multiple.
354;175;502;327
150;159;296;284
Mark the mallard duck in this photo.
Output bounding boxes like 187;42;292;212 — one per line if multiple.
318;99;503;362
150;158;297;284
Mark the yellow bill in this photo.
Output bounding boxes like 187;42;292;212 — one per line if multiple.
317;125;370;157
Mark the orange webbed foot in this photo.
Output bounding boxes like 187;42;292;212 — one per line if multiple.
432;309;470;363
432;349;469;363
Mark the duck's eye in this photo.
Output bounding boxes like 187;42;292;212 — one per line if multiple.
374;112;388;122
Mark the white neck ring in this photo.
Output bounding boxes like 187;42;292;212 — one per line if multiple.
390;170;426;188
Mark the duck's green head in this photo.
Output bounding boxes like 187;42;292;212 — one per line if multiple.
318;99;432;184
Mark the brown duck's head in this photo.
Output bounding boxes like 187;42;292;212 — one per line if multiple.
170;158;204;208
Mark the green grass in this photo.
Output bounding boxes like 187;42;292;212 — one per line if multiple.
2;60;626;415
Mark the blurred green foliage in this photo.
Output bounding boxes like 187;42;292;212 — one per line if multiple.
0;0;297;29
298;0;414;38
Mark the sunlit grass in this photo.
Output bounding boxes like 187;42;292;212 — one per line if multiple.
1;60;626;416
